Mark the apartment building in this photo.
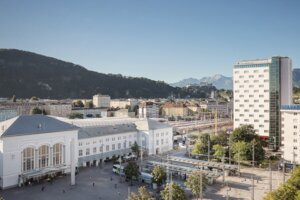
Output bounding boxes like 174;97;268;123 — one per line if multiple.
233;57;292;149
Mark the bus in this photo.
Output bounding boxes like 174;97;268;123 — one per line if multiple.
140;172;153;184
112;164;125;175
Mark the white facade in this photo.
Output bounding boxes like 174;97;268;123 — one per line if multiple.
110;99;138;109
93;94;111;108
281;107;300;164
0;116;78;189
233;57;292;144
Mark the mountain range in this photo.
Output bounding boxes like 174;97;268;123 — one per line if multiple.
172;70;300;89
171;74;233;89
0;49;216;99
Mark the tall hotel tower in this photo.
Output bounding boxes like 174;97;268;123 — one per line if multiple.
233;57;292;149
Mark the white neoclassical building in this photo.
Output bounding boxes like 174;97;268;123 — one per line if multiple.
0;115;78;189
0;115;173;189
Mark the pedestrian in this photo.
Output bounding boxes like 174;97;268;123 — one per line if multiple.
110;176;113;181
93;182;95;187
41;186;45;191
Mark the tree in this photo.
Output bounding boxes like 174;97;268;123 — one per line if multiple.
230;125;256;143
73;100;84;108
213;144;225;160
287;166;300;189
263;184;297;200
192;133;210;156
161;183;187;200
31;107;47;115
129;186;155;200
131;141;140;157
211;132;229;146
69;112;84;119
231;141;248;162
124;161;140;185
84;101;93;108
151;165;166;187
185;171;207;199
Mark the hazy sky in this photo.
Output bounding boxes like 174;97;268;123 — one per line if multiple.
1;0;300;83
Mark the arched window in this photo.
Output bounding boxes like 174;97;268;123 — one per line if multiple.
53;143;63;166
22;147;34;172
39;145;49;168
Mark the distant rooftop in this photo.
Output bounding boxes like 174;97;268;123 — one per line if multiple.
78;123;138;139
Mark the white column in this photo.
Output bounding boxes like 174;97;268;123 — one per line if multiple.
50;147;53;167
35;149;38;169
63;145;66;164
70;139;75;185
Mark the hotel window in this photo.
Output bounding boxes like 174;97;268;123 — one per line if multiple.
254;80;259;83
99;146;103;152
294;113;298;116
264;80;269;82
254;119;259;122
254;110;259;112
249;75;254;78
86;148;90;156
254;99;259;102
235;80;239;83
112;137;115;141
118;137;121;140
264;69;269;73
294;139;297;143
79;150;83;156
239;85;244;88
294;125;298;129
259;85;264;88
254;70;259;73
259;105;264;108
249;85;254;88
235;99;240;102
235;109;240;112
79;142;82;146
106;145;109;151
244;119;249;122
244;90;249;93
118;143;121;149
239;114;244;117
239;104;244;107
259;75;264;78
249;114;254;117
249;104;254;107
259;125;264;128
294;132;297;136
235;119;239;121
249;95;254;98
161;139;164;145
264;90;269;92
156;140;159;145
244;109;249;112
239;75;244;78
264;120;269;123
234;90;239;93
244;99;249;102
244;80;249;83
112;144;115;150
264;110;269;113
254;90;259;93
129;141;132;146
259;95;264;98
93;147;96;154
239;95;244;98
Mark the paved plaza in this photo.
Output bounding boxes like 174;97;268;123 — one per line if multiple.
0;163;142;200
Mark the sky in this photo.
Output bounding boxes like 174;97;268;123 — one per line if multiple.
1;0;300;83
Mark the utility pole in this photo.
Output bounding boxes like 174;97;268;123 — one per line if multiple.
238;147;241;176
222;155;225;184
252;140;255;168
269;162;272;192
208;135;210;162
251;175;254;200
200;168;203;200
282;161;285;183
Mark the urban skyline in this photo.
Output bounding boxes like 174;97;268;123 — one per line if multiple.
1;0;300;82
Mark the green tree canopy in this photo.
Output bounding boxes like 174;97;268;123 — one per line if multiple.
192;133;210;155
73;100;84;108
124;161;140;185
84;101;93;108
151;165;166;187
129;186;155;200
31;107;47;115
231;141;248;162
213;144;226;160
131;141;140;157
185;171;207;199
161;183;187;200
69;112;83;119
229;125;257;143
211;132;229;146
